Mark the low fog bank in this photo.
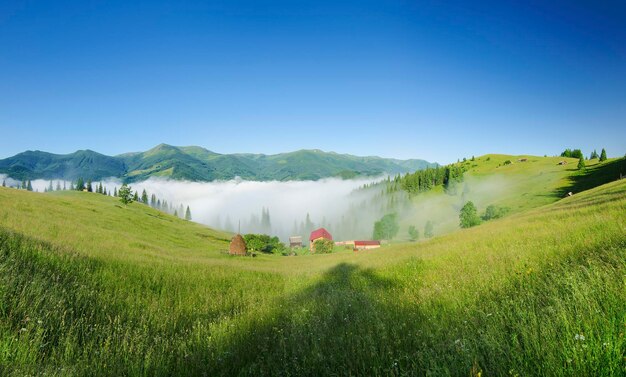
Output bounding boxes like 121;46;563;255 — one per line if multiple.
130;177;383;242
2;173;520;243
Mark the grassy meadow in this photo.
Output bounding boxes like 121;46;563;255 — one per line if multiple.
0;159;625;375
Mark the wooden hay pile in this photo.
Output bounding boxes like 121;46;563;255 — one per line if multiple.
229;234;247;256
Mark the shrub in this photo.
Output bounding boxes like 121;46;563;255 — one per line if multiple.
408;225;419;241
482;205;509;221
312;238;334;254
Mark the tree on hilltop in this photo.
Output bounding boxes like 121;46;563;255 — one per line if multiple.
600;148;607;162
185;206;192;221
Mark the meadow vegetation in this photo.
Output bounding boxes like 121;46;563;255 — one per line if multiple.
0;166;624;375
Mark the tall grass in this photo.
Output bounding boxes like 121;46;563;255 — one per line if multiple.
0;179;624;375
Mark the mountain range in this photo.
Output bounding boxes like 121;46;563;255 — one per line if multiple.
0;144;437;182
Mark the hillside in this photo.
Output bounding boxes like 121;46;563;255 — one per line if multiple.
0;144;437;182
359;154;626;241
1;171;625;375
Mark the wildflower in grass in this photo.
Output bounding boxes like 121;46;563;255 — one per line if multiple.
574;334;585;341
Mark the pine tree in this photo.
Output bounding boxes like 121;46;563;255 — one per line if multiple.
113;187;117;197
76;178;85;191
63;182;67;190
185;206;192;221
21;179;26;190
103;188;107;196
56;181;62;191
48;181;54;192
174;210;178;217
577;155;586;170
2;180;5;187
151;194;157;207
599;148;607;162
141;189;148;204
118;184;133;205
26;180;33;191
179;204;184;217
86;180;93;192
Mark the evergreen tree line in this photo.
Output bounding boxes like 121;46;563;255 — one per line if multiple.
561;147;608;162
388;164;465;195
2;176;193;221
4;179;35;191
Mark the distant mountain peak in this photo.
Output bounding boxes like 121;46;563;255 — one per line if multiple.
0;145;437;182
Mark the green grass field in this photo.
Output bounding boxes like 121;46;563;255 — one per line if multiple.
0;158;625;376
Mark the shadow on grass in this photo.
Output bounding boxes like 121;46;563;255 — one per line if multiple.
198;262;473;376
554;158;626;199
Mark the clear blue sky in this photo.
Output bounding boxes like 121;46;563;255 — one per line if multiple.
1;0;625;164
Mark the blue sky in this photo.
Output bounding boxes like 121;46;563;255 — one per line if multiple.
1;0;625;164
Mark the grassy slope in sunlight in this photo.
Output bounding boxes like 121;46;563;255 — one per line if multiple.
0;176;625;375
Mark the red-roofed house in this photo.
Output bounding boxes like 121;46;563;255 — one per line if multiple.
309;228;333;252
354;240;381;250
309;228;333;243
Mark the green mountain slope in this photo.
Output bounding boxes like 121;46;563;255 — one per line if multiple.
0;149;126;181
0;144;437;182
0;164;624;375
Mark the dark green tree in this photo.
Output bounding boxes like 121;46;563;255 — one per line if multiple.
577;155;585;170
151;194;157;207
424;221;434;238
373;213;399;240
113;187;117;197
48;181;54;192
27;180;33;191
118;184;133;205
133;191;139;202
76;178;85;191
185;206;192;220
56;181;62;191
460;201;481;228
1;180;5;187
590;150;599;159
86;180;93;192
408;225;419;241
141;189;148;204
599;148;607;162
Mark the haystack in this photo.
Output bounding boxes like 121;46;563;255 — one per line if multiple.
229;234;247;256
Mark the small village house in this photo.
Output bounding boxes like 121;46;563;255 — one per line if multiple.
354;240;381;250
289;236;303;248
309;228;332;252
